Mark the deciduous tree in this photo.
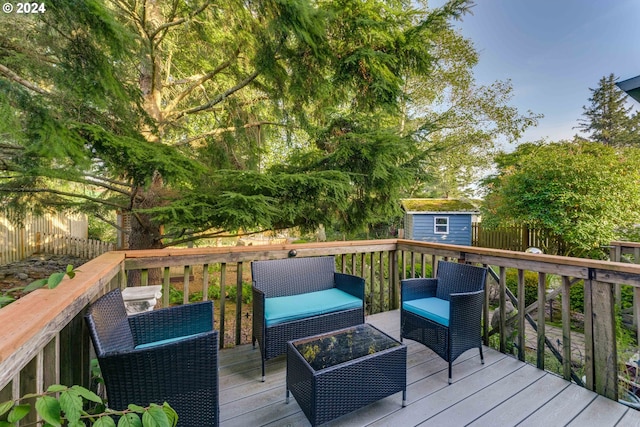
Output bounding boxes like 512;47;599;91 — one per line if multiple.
481;140;640;258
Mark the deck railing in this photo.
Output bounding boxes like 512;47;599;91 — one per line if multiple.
2;239;639;414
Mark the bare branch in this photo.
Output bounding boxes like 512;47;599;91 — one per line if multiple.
150;1;213;38
162;227;276;248
0;188;129;210
164;53;238;113
172;70;260;120
84;173;131;188
0;64;49;95
174;121;283;147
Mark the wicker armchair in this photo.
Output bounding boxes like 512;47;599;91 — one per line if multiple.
85;288;219;427
401;261;487;384
252;256;365;381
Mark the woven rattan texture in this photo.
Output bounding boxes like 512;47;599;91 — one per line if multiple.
251;256;365;379
85;289;220;427
251;256;337;297
287;324;406;426
401;261;487;382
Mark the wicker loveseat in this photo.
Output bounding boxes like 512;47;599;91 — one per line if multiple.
252;256;365;381
85;288;219;427
401;261;487;384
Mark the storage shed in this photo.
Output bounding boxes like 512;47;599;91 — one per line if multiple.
401;198;479;246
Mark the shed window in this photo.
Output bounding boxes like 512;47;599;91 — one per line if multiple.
434;217;449;234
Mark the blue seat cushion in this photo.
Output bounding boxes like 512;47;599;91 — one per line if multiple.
135;333;201;350
403;297;450;327
265;288;362;327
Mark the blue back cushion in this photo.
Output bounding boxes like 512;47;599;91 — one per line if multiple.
135;333;202;350
403;297;450;327
265;288;362;326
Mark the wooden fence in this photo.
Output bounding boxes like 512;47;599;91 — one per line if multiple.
472;223;554;253
0;212;89;265
36;233;115;259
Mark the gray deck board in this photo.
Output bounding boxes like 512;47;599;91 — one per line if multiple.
218;310;640;426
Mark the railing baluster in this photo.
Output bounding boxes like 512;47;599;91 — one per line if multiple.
378;251;384;312
202;264;209;301
499;267;507;354
183;266;191;304
561;276;572;380
410;251;415;278
536;272;547;370
220;263;227;349
369;252;375;314
517;269;526;362
351;253;356;275
236;262;243;346
162;267;170;307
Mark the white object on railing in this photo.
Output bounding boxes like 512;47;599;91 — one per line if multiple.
121;285;163;315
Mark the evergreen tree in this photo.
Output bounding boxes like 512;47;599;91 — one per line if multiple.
0;0;475;248
578;73;640;147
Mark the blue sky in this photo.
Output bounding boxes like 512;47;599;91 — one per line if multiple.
448;0;640;144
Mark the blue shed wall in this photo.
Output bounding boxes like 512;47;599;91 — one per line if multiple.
405;213;473;245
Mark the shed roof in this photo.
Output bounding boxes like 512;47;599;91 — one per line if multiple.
617;75;640;103
401;198;479;213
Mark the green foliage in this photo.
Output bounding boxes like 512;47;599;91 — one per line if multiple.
504;269;542;307
168;287;184;306
0;0;487;249
226;283;253;304
88;215;117;243
404;263;433;279
577;73;640;147
566;281;585;313
482;140;640;258
171;282;251;305
0;265;77;308
0;384;176;427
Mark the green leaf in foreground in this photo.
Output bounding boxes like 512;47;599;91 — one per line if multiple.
35;395;62;426
0;400;13;416
141;405;170;427
117;413;142;427
8;404;31;423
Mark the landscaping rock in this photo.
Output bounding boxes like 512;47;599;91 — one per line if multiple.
0;254;89;300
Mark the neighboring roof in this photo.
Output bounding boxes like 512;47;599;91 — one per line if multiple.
616;75;640;103
400;198;479;214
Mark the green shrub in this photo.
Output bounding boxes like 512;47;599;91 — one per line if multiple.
404;262;433;279
504;269;544;307
567;281;584;313
169;286;184;305
226;282;253;304
207;284;222;300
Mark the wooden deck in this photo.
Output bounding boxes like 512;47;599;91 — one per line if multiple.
219;310;640;427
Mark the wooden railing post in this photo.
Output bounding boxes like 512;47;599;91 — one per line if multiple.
536;272;546;370
390;250;399;310
584;272;618;400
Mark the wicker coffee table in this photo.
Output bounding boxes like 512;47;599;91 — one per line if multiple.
286;323;407;426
